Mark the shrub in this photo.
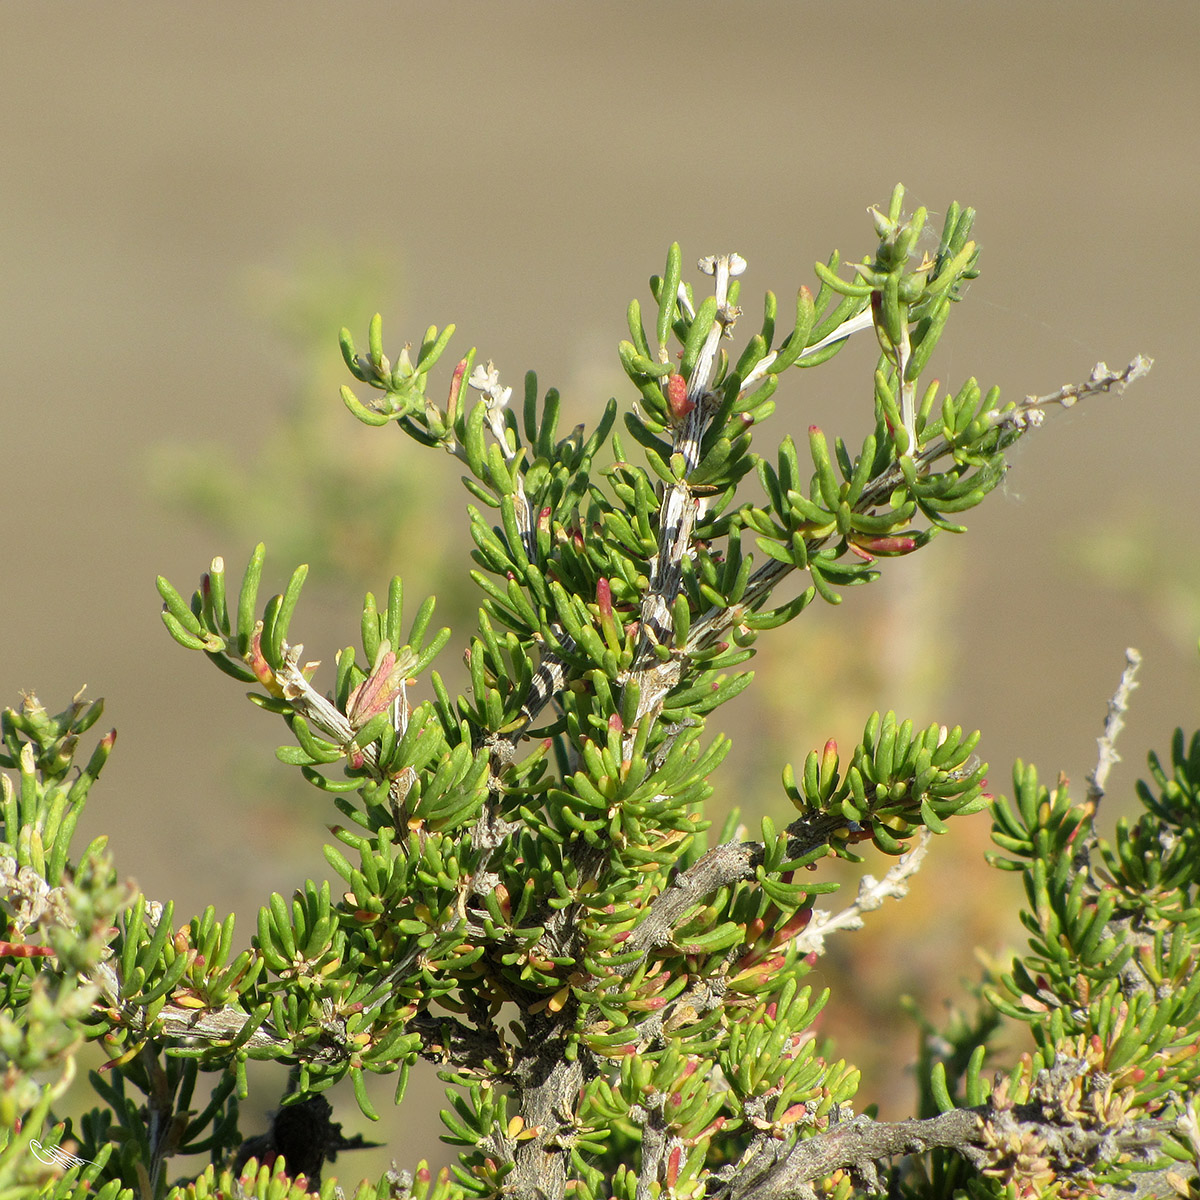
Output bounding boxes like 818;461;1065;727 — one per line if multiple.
4;185;1192;1200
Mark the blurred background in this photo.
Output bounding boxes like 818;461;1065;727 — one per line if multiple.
2;0;1197;1182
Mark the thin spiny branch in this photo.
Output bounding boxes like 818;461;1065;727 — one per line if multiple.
1084;646;1143;812
794;828;932;957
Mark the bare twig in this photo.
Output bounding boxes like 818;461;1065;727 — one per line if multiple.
859;357;1153;511
1001;356;1153;430
688;356;1153;655
1074;647;1150;998
794;828;932;957
1084;647;1142;812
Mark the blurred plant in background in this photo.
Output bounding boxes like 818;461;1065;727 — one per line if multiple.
4;187;1193;1200
1072;509;1200;657
147;242;467;617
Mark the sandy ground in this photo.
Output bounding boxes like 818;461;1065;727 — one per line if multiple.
2;0;1197;1180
